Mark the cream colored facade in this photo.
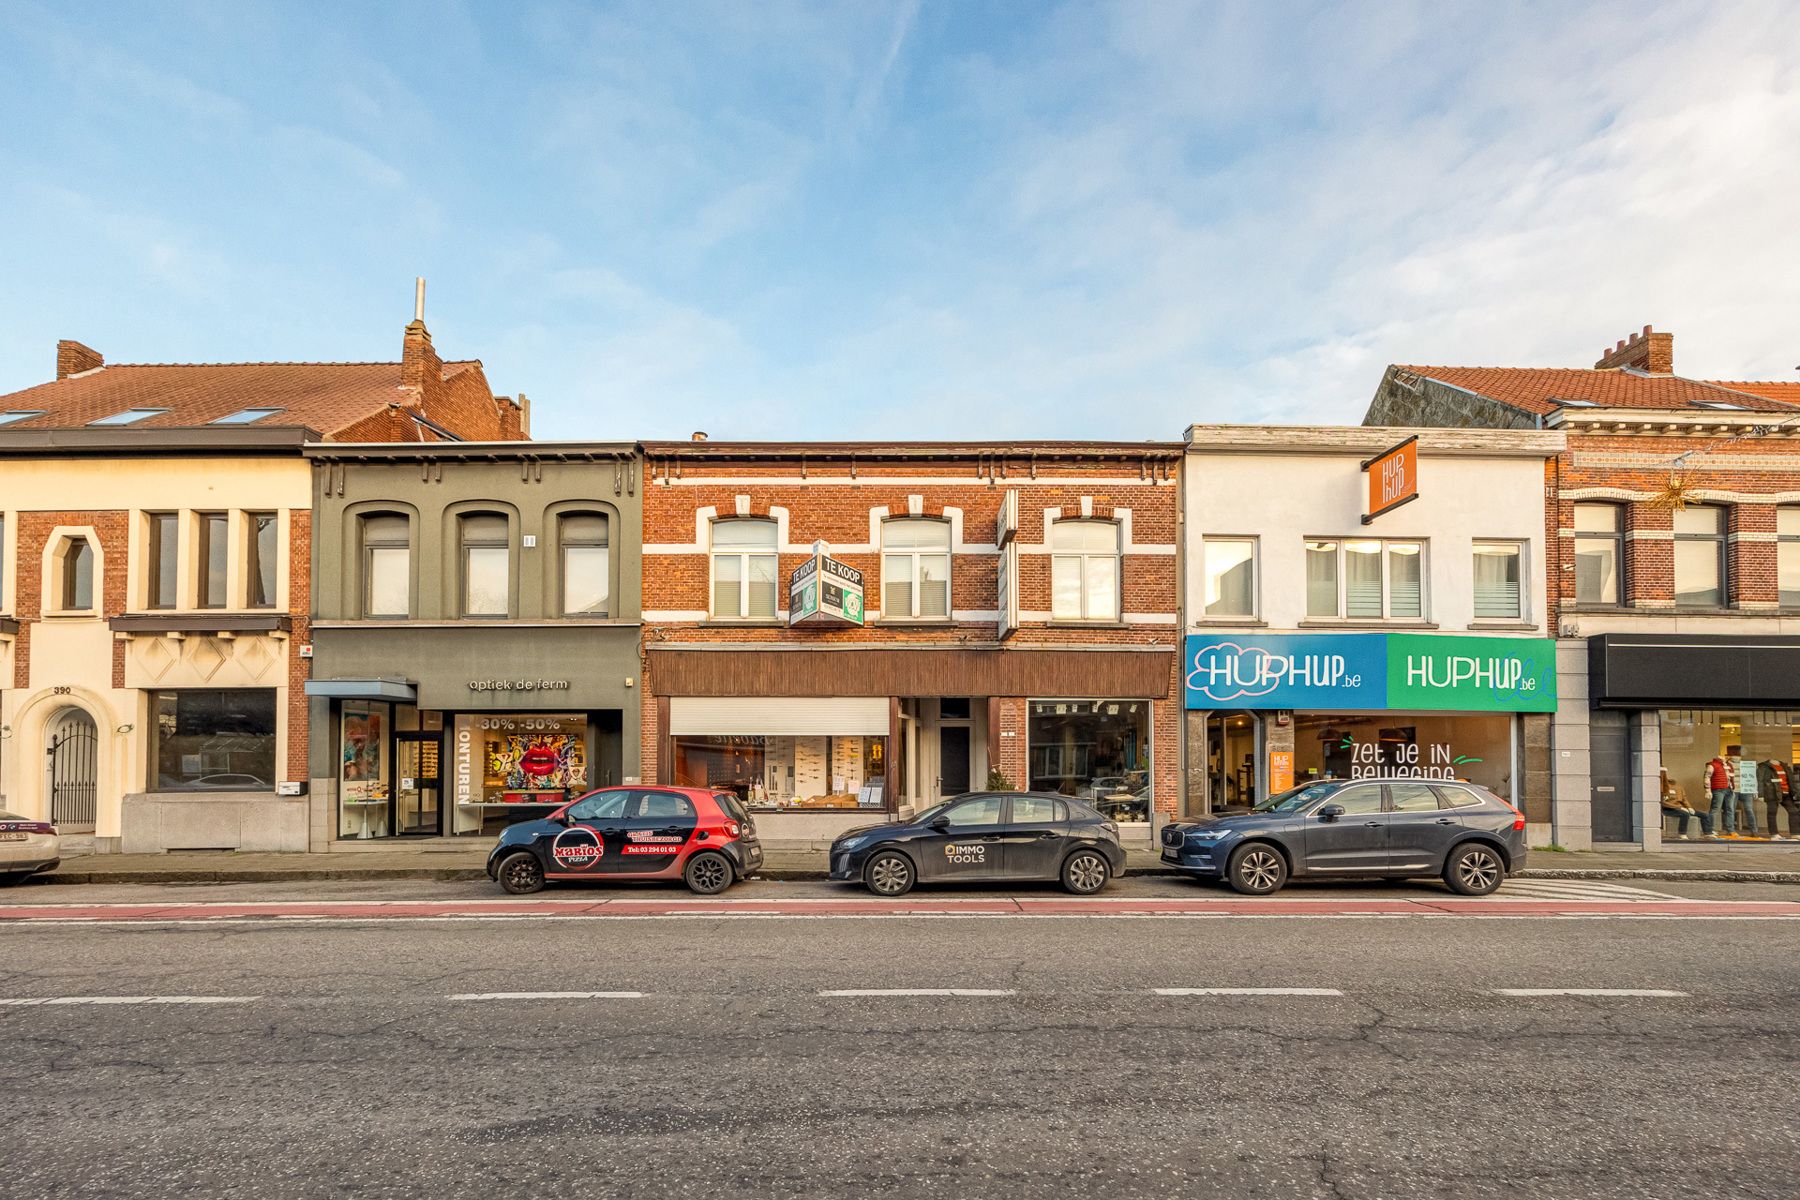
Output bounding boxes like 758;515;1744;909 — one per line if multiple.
0;456;310;849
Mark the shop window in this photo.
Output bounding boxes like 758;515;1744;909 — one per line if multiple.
148;689;276;791
1472;541;1523;619
1673;505;1726;608
248;512;278;609
147;512;177;610
1050;520;1120;621
711;519;779;620
1573;503;1623;606
1292;711;1516;801
1304;538;1425;620
1781;508;1800;608
1657;710;1800;840
672;733;888;810
361;513;411;618
1027;699;1150;822
58;535;95;611
460;512;511;617
1202;537;1257;618
559;512;610;616
197;512;228;608
338;701;390;838
451;714;590;807
881;518;951;619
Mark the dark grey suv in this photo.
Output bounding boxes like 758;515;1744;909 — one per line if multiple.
1161;777;1529;896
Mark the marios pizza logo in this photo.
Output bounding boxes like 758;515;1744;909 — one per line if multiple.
550;826;604;870
945;842;986;865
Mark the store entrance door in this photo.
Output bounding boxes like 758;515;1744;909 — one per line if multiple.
1207;711;1259;811
1590;711;1633;842
394;734;442;836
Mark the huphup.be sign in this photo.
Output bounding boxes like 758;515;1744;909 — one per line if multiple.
789;541;865;627
1183;633;1556;712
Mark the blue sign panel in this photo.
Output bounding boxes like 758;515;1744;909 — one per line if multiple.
1184;634;1387;710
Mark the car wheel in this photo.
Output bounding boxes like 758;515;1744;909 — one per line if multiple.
0;872;23;888
1226;843;1288;896
1061;849;1111;895
1444;842;1505;896
496;851;546;895
863;849;915;897
684;851;734;896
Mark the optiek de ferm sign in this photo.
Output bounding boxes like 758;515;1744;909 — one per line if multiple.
1184;633;1556;713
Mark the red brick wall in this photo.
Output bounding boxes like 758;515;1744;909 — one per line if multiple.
1549;428;1800;624
12;510;129;687
638;453;1184;812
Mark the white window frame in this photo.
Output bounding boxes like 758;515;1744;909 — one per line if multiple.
459;512;512;618
1200;536;1258;619
1779;506;1800;609
1050;520;1122;622
361;513;412;620
1304;537;1429;621
880;518;952;620
1471;539;1527;622
709;518;780;621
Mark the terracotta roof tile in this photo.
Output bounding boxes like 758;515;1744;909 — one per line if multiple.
0;361;440;435
1710;381;1800;406
1399;366;1800;415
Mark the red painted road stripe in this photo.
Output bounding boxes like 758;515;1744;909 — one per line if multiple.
0;898;1797;922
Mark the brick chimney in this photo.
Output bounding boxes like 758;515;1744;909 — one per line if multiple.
1595;325;1673;374
400;318;444;409
57;339;103;379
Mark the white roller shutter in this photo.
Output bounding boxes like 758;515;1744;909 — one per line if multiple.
670;697;889;736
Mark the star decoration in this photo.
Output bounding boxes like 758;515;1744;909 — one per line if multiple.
1651;472;1694;511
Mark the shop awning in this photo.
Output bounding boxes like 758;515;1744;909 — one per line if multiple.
647;647;1173;699
671;696;890;736
303;678;418;702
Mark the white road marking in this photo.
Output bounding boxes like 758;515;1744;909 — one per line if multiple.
1154;987;1344;996
819;988;1017;997
1494;988;1689;998
0;995;259;1006
447;991;645;1001
1496;881;1684;901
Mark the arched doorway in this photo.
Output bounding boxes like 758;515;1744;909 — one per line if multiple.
45;707;99;830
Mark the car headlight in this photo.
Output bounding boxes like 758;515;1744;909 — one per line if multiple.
836;835;873;853
1188;829;1231;841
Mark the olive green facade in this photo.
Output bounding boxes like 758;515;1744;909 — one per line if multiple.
303;444;642;846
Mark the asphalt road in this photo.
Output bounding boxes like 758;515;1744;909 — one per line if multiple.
2;906;1797;1199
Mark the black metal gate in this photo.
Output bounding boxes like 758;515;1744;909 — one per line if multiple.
48;713;98;829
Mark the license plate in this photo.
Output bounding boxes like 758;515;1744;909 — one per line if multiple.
0;832;27;842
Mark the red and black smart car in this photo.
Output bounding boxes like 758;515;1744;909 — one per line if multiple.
486;786;763;896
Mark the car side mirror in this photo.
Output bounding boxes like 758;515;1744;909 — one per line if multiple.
1317;804;1345;822
929;816;951;831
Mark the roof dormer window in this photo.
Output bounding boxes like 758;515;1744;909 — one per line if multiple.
88;408;169;426
1690;400;1748;411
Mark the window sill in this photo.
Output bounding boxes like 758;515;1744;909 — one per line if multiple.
41;610;100;620
1192;617;1266;628
1466;620;1539;631
1297;619;1439;630
1048;619;1129;629
702;618;786;628
872;617;956;628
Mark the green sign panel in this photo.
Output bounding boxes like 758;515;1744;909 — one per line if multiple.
1384;634;1557;712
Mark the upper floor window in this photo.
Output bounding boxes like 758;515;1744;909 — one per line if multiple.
881;519;951;619
197;512;229;609
88;408;168;426
248;512;278;609
1201;537;1256;618
559;512;610;616
361;514;410;618
1779;507;1800;608
147;512;178;609
1305;538;1425;620
1051;520;1120;622
459;513;510;617
1673;505;1726;608
59;536;95;611
1472;541;1523;620
711;519;778;620
209;407;285;425
1572;504;1623;607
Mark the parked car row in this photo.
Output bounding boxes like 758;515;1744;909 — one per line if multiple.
486;777;1526;897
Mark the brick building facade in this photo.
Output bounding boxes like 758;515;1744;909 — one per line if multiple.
0;304;523;852
638;440;1183;847
1366;325;1800;849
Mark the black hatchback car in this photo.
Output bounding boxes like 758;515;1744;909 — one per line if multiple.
1161;777;1528;896
830;792;1127;896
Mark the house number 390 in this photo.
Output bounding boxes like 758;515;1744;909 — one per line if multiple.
51;686;73;696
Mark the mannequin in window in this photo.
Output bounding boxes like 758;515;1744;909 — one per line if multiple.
1763;759;1799;841
1731;748;1760;837
1704;754;1735;837
1660;769;1709;840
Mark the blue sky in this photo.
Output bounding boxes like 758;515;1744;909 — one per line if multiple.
2;1;1797;439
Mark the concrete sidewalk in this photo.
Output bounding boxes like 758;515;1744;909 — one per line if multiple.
24;843;1800;885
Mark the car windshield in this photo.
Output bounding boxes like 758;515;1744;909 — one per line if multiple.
1251;782;1343;814
910;799;959;825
